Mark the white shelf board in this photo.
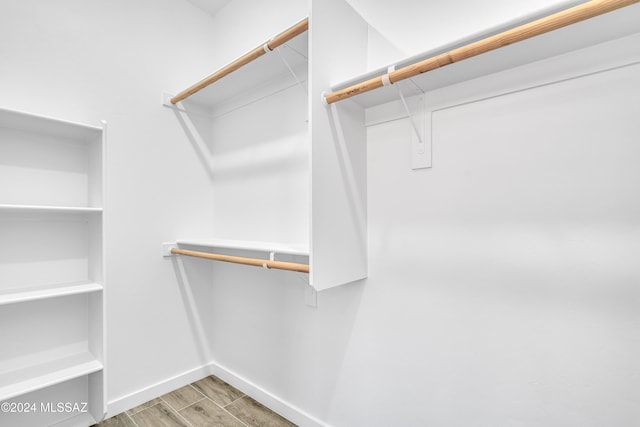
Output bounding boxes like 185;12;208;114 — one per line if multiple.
0;107;102;140
331;2;640;108
175;31;308;110
176;238;309;257
0;281;103;306
0;351;103;402
0;204;103;214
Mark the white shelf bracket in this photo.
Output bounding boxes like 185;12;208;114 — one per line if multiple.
381;64;395;87
305;284;318;307
162;242;177;257
396;82;432;170
262;251;276;269
161;92;177;108
275;46;307;98
320;91;329;106
291;267;316;307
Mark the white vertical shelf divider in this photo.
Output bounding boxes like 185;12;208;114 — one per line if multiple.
309;0;368;290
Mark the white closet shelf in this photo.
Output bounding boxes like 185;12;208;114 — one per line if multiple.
166;19;308;110
175;238;309;257
0;352;103;402
328;1;640;108
0;105;106;423
0;281;103;306
0;107;102;139
0;204;103;214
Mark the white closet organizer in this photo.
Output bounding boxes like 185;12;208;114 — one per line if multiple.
164;0;369;291
0;108;106;426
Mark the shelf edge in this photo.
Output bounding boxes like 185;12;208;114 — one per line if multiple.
175;238;310;257
0;204;103;213
0;282;103;306
0;353;103;402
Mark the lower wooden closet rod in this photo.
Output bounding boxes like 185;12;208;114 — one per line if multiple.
324;0;639;104
171;248;310;273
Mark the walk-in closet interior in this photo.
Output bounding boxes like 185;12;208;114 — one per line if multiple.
1;0;638;426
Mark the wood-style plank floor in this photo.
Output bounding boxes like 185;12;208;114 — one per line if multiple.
93;375;296;427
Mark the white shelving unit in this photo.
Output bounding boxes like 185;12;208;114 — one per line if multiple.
175;239;309;257
163;1;640;293
0;107;106;427
164;0;369;291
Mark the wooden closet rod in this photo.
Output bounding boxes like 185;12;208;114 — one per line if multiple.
324;0;639;104
171;17;309;104
171;248;310;273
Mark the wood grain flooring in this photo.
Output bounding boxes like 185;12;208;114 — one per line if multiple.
93;375;296;427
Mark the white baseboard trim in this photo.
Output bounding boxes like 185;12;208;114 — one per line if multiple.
210;360;329;427
104;361;329;427
105;363;214;418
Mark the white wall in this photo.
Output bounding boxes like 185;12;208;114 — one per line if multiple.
2;1;638;426
353;63;640;426
205;2;640;427
0;0;219;413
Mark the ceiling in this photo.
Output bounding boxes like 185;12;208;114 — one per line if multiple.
185;0;233;17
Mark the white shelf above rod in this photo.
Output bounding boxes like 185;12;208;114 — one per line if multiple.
323;0;640;104
175;238;309;257
169;17;309;105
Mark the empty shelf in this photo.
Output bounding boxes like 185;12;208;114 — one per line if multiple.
328;0;640;108
0;352;103;401
0;107;102;140
0;281;103;306
0;204;103;214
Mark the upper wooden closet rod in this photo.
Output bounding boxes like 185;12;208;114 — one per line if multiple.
324;0;639;104
171;247;310;273
171;17;309;104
